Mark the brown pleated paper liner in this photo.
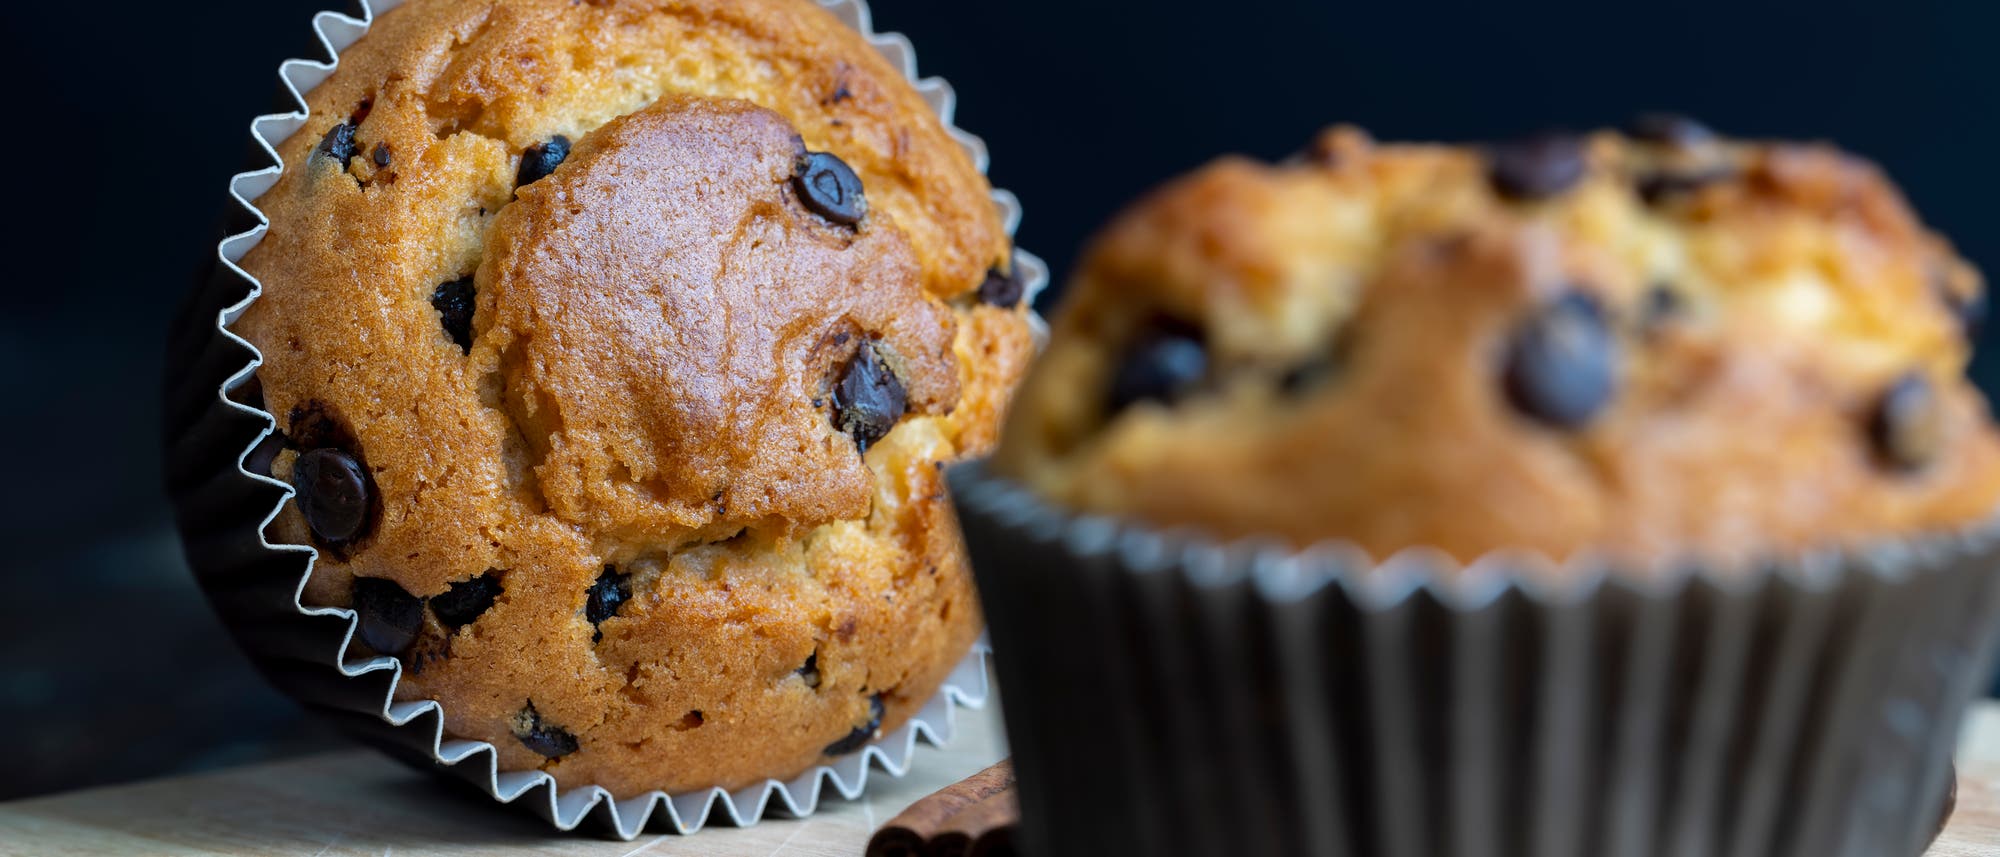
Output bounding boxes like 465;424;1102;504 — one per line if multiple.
951;462;2000;857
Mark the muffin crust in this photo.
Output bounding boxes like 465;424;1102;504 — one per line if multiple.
998;123;2000;569
236;0;1033;796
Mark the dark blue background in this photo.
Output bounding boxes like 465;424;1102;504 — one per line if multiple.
3;0;1996;798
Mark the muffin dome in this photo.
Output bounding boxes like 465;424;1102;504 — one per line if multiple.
995;120;2000;567
235;0;1035;797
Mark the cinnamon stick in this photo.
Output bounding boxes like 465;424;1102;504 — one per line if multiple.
867;758;1018;857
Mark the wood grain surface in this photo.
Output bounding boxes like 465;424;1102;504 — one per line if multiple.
3;702;1996;856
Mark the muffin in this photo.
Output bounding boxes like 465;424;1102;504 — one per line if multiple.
955;119;2000;857
178;0;1035;807
998;120;2000;564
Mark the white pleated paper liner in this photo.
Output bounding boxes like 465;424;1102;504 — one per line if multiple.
949;462;2000;857
162;0;1043;840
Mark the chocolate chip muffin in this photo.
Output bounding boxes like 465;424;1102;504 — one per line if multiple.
996;119;2000;567
233;0;1035;798
962;118;2000;857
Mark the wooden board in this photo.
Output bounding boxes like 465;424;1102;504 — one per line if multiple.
2;702;1995;856
0;703;1006;857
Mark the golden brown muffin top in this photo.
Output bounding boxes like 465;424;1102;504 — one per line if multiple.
240;0;1026;595
483;94;962;542
996;120;2000;570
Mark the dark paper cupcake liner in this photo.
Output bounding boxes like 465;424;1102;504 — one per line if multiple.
162;0;1040;839
950;462;2000;857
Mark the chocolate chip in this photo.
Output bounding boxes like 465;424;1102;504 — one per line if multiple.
1639;282;1684;331
832;341;908;453
352;577;424;656
287;401;355;452
1625;113;1716;148
431;277;476;354
430;571;502;630
512;701;579;759
795;151;866;227
1501;292;1619;428
315;120;358;169
797;651;822;689
1937;274;1988;341
1487;134;1587;200
1279;358;1338;395
515;135;571;187
1869;372;1943;472
407;635;448;676
1107;320;1208;413
977;260;1027;308
1955;291;1989;341
1636;165;1733;205
372;142;391;168
1302;134;1344;168
824;693;885;756
585;566;632;642
292;447;375;544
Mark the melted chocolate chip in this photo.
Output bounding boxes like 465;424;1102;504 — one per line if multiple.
1487;134;1587;200
372;142;392;168
407;635;448;676
1107;321;1208;413
292;448;374;544
352;577;424;656
977;260;1027;308
795;151;866;227
513;702;579;758
315;121;359;170
1639;282;1684;332
1501;292;1619;428
1301;134;1344;168
431;277;476;354
1869;372;1943;472
1636;165;1733;205
1625;113;1716;148
832;341;908;453
431;571;502;630
585;566;632;642
1938;274;1988;341
824;693;885;756
287;401;355;452
797;651;822;689
1279;357;1339;395
515;135;571;188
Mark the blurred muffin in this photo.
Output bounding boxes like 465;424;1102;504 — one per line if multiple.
996;118;2000;567
232;0;1035;797
957;118;2000;857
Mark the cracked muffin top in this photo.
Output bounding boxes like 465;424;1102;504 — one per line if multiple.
234;0;1035;797
994;119;2000;570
